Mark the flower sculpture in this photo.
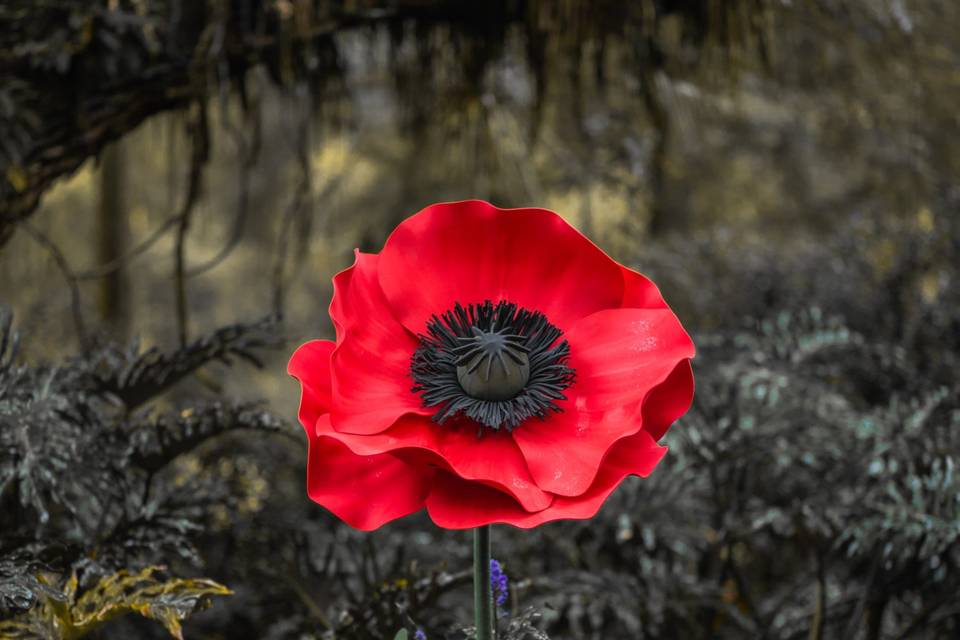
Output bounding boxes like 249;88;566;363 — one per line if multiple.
288;200;695;531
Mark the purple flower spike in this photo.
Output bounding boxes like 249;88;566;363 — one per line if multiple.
489;558;510;611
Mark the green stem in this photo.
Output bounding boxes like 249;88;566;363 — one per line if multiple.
473;525;493;640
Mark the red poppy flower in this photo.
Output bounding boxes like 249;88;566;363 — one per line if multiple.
288;200;695;530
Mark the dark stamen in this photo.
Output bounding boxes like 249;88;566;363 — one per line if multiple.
410;300;575;433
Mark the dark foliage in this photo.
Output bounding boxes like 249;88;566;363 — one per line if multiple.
0;313;283;635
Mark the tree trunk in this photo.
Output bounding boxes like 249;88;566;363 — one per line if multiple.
96;140;128;339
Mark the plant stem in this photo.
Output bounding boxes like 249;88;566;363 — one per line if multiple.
473;525;493;640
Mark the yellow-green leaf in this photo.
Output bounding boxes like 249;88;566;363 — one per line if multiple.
0;566;231;640
5;165;27;192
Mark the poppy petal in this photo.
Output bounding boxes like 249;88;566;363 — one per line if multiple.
377;200;624;334
424;471;533;529
287;340;336;433
425;430;666;528
621;265;669;309
316;415;553;513
514;307;694;496
530;429;667;525
642;359;695;441
328;251;430;434
562;307;695;411
306;432;434;531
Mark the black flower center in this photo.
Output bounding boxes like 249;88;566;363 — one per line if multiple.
411;300;575;433
455;326;530;401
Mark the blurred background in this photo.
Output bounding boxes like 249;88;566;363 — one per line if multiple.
1;1;959;639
